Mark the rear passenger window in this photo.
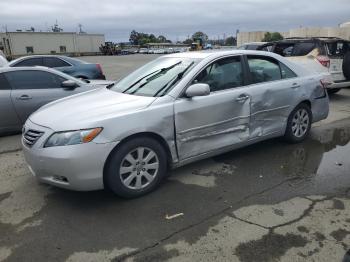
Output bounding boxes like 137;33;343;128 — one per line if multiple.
273;42;316;57
247;56;281;84
13;58;43;67
4;71;67;89
292;43;316;56
194;56;243;92
0;73;11;90
280;63;297;79
43;57;70;68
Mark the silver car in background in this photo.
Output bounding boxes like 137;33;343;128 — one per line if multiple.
0;66;113;134
22;50;329;198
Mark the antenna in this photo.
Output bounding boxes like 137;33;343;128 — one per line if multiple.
78;24;85;34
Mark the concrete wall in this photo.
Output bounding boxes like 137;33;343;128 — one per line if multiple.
236;31;266;47
340;22;350;28
288;27;350;40
237;25;350;46
0;32;105;58
75;34;105;53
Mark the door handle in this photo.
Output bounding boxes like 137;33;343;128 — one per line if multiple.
236;94;250;103
291;83;301;89
17;95;32;100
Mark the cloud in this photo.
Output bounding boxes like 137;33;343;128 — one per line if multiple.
0;0;349;41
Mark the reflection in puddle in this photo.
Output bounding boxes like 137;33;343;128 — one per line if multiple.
172;126;350;189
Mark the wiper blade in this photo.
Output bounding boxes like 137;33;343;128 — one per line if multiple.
154;61;195;97
122;61;182;94
106;83;114;89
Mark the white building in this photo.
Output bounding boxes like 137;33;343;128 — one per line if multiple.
237;21;350;46
0;32;105;59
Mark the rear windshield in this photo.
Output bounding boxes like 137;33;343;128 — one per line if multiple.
326;41;350;57
274;42;316;57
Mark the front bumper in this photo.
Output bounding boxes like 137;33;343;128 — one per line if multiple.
22;120;118;191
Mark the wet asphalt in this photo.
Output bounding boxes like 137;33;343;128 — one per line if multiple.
0;55;350;261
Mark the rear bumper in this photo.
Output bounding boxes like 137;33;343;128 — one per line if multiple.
329;80;350;89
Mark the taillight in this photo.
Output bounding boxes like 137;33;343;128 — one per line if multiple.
316;56;330;68
96;63;103;73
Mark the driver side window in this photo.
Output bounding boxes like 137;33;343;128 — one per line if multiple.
193;56;243;92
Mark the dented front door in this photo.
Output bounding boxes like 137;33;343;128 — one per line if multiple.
174;88;250;160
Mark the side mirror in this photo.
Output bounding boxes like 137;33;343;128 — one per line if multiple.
61;80;78;89
185;83;210;98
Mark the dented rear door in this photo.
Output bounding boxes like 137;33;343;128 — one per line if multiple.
245;55;299;138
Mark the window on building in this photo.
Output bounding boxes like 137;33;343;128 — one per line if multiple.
60;46;67;53
26;46;34;54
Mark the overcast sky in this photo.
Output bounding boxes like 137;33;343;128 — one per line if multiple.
0;0;349;42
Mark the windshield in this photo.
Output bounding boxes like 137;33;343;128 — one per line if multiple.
110;57;200;97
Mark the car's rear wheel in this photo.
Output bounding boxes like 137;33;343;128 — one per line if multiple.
105;137;167;198
343;51;350;80
284;103;312;143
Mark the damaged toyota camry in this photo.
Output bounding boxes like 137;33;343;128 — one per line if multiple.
22;50;329;198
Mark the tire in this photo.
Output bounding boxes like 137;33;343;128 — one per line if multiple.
105;137;167;198
284;103;312;143
327;88;341;95
343;51;350;80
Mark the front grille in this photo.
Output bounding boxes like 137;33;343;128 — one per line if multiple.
23;129;44;147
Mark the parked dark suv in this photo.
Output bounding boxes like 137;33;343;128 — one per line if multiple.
8;55;106;80
258;37;350;93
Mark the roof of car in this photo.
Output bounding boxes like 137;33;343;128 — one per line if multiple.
0;66;52;73
7;55;86;65
266;37;349;44
164;49;277;59
242;42;268;45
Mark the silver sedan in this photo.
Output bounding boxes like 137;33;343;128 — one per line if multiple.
0;66;113;134
22;50;329;198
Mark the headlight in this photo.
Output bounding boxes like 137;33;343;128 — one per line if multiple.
44;128;102;148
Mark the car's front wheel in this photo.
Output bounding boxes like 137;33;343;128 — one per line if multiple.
105;137;167;198
284;103;312;143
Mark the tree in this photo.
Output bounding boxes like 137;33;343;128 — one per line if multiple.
183;38;193;45
192;31;208;41
128;31;172;46
225;36;236;46
262;32;283;42
129;30;139;45
149;34;157;43
157;35;167;43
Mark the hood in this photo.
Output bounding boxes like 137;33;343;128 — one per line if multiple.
29;88;157;131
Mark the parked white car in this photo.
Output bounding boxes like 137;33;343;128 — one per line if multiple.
259;37;350;94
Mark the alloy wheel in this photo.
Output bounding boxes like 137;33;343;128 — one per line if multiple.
119;147;159;190
291;108;310;138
